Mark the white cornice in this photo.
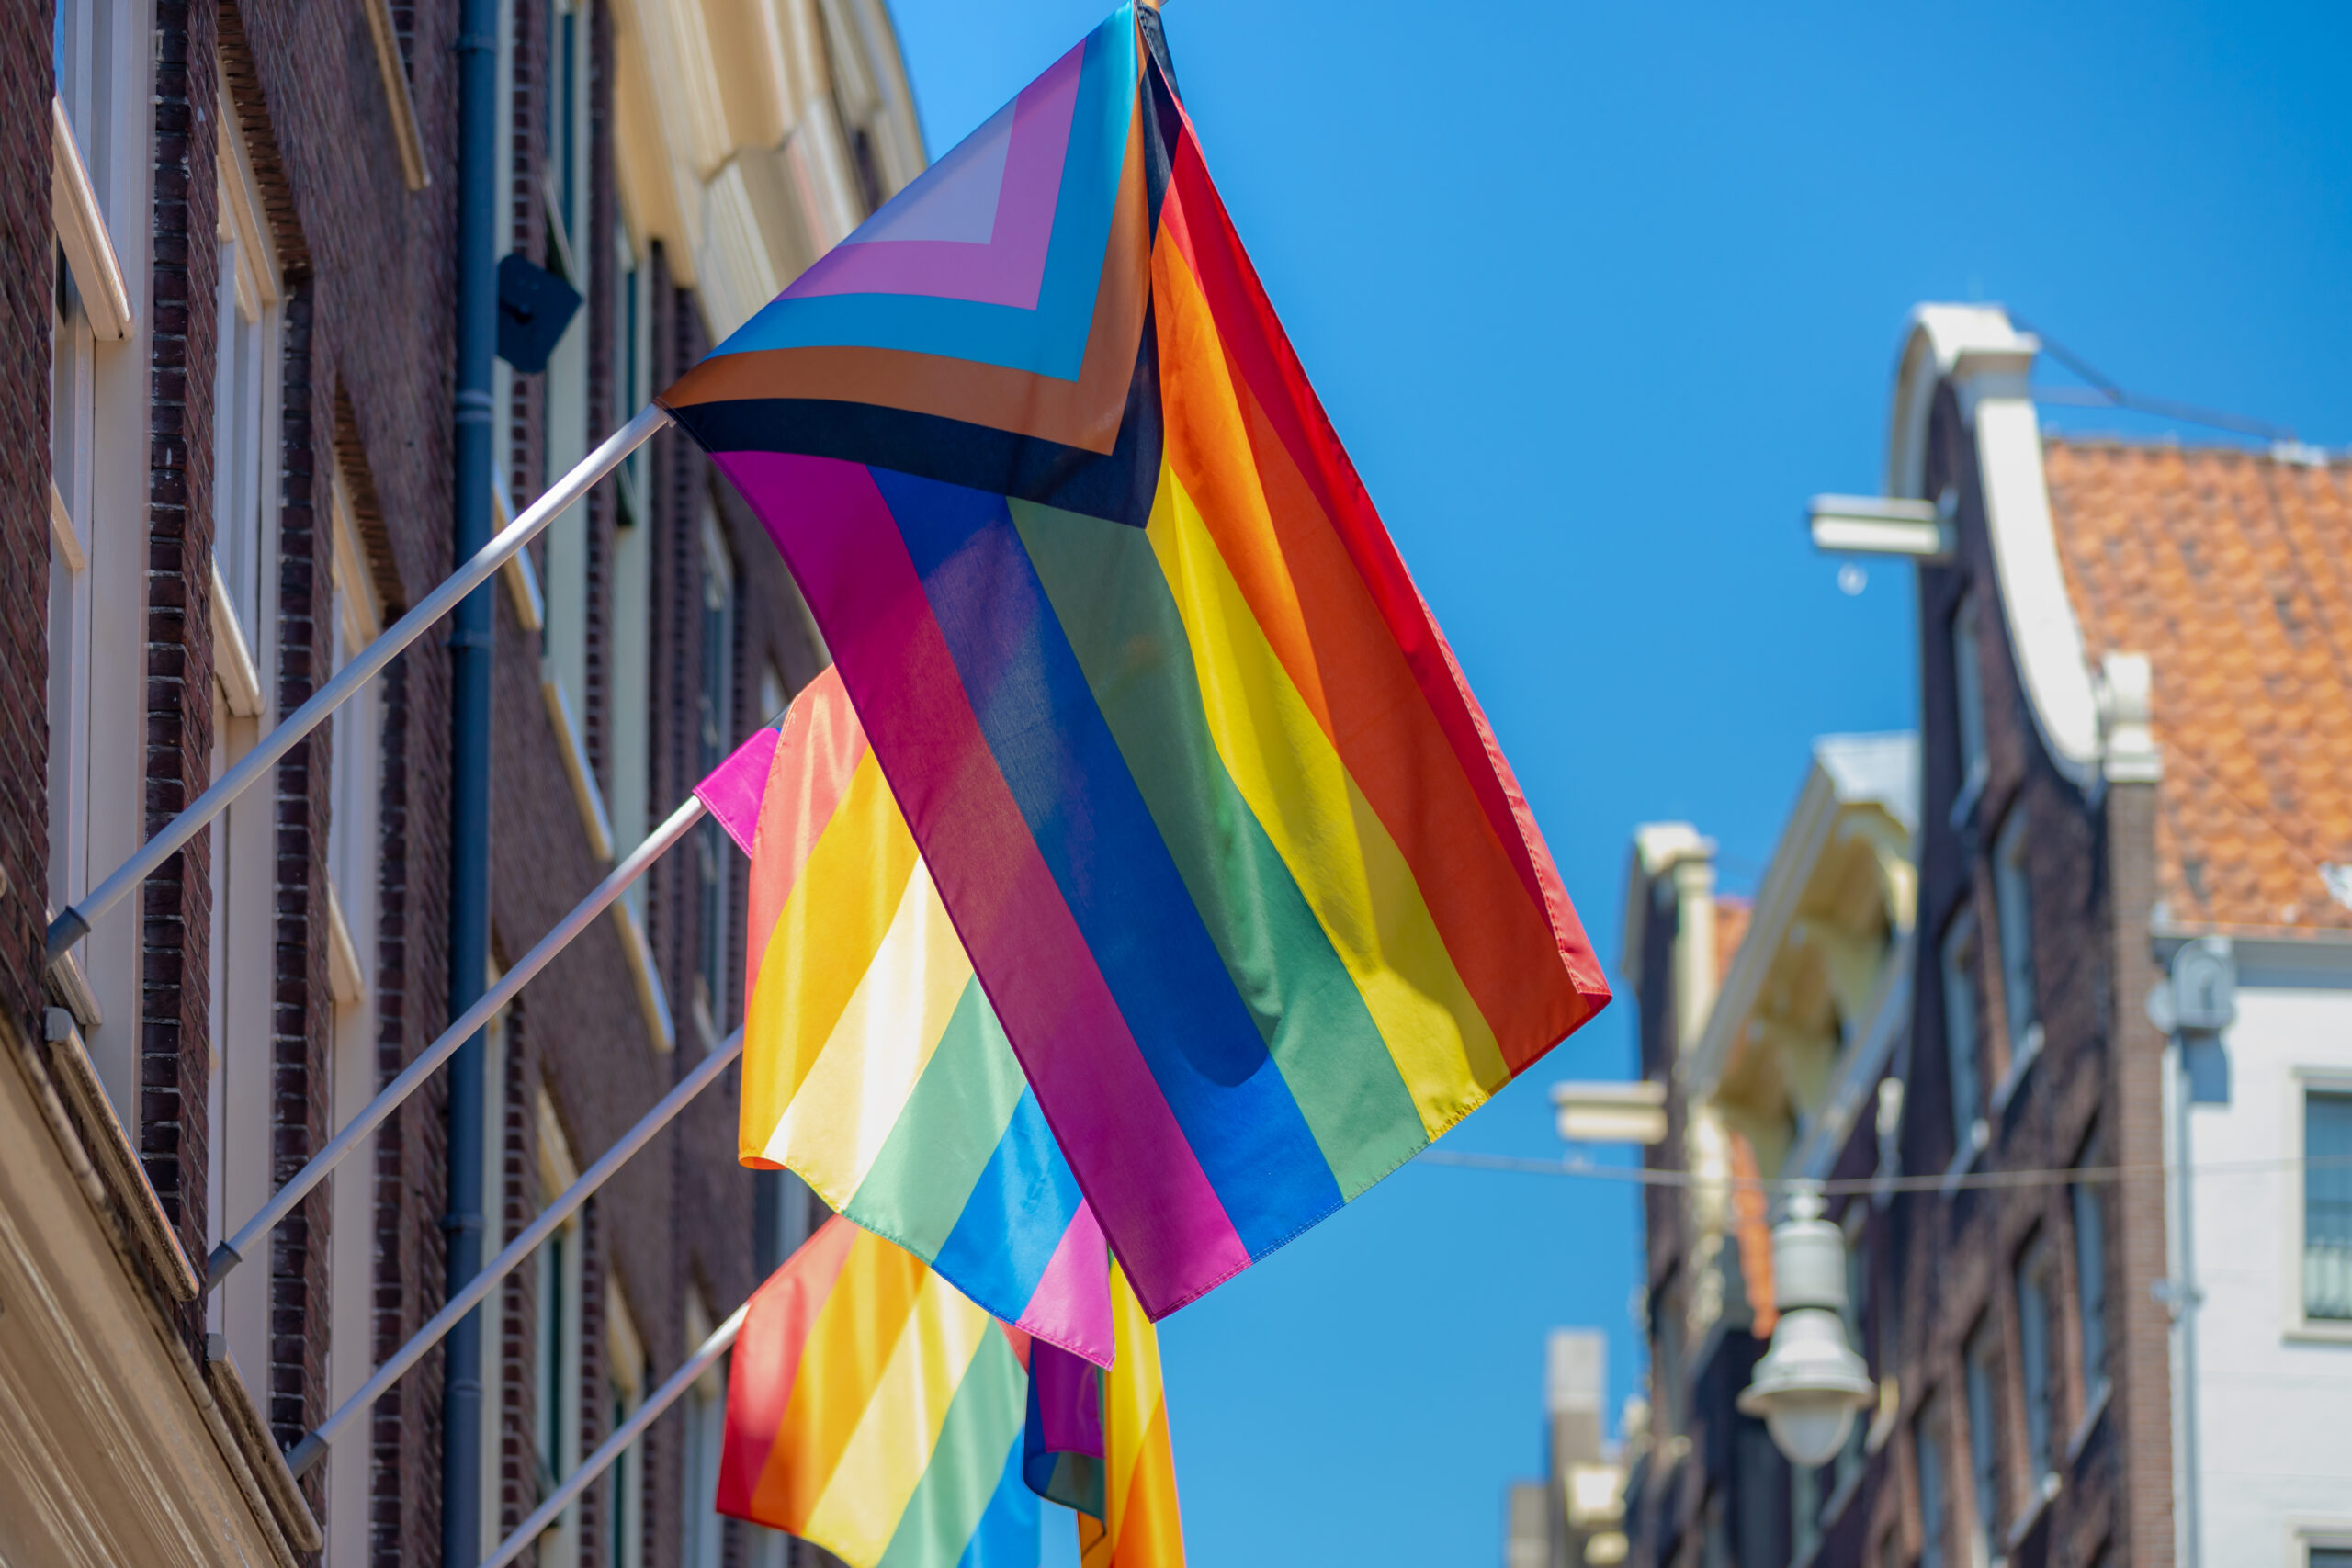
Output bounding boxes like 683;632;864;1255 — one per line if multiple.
1887;304;2104;790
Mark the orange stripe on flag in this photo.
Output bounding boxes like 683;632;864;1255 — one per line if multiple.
752;1225;931;1529
717;1217;860;1518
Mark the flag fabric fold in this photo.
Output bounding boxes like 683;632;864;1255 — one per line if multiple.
696;672;1115;1368
1020;1263;1183;1565
1077;1261;1183;1567
1022;1339;1105;1519
666;2;1610;1320
716;1215;1039;1568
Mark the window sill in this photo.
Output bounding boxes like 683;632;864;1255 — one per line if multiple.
541;667;615;861
211;558;267;719
1992;1024;2044;1116
2283;1319;2352;1346
324;884;366;1007
610;898;673;1055
51;96;133;340
493;468;546;633
2066;1380;2110;1463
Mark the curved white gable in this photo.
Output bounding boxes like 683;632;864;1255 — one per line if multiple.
1888;305;2102;789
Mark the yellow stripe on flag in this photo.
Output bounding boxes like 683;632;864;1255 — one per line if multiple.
1144;452;1506;1132
763;856;974;1199
801;1267;997;1562
1080;1260;1186;1567
741;751;922;1164
756;1230;929;1529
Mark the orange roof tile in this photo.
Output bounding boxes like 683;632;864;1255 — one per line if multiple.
2045;437;2352;934
1713;895;1753;987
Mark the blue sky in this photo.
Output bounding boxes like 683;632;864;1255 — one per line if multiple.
878;2;2352;1562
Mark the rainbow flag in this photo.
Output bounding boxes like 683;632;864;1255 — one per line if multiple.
717;1215;1039;1568
663;4;1610;1317
1021;1265;1183;1565
696;677;1114;1367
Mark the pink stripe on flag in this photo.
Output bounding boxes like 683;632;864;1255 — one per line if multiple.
717;450;1252;1312
695;726;785;856
1022;1201;1114;1370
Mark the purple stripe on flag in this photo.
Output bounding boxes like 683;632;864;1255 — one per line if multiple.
1027;1340;1104;1461
695;724;785;856
716;449;1252;1314
776;39;1082;311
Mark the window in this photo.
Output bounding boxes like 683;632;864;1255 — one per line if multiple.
682;1293;729;1568
49;0;151;1118
2015;1238;2056;1484
694;513;738;1044
545;0;585;269
1942;911;1985;1160
1992;808;2039;1066
2071;1148;2109;1408
1951;592;1988;821
2305;1091;2352;1321
536;1098;584;1568
1963;1319;2005;1564
323;473;384;1568
613;223;650;518
204;103;288;1388
1916;1397;1950;1568
606;1285;647;1568
212;107;284;666
2310;1547;2352;1568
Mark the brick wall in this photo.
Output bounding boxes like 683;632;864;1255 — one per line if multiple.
1886;385;2157;1567
0;0;51;1047
266;277;336;1535
141;0;221;1296
11;0;835;1552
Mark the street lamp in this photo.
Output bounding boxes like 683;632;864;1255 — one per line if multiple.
1736;1188;1874;1467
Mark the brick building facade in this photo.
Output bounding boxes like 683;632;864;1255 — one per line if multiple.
1620;306;2352;1568
5;0;920;1560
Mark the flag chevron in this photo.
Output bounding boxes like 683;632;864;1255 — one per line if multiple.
669;3;1609;1318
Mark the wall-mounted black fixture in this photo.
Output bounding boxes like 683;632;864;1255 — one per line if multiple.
495;253;582;374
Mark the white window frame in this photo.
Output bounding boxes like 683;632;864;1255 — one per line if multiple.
50;0;156;1121
2289;1070;2352;1341
210;96;284;697
204;92;287;1384
323;469;385;1568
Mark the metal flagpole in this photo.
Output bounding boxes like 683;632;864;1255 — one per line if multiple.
285;1024;746;1479
482;1301;752;1568
203;792;707;1292
40;402;673;970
